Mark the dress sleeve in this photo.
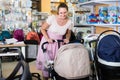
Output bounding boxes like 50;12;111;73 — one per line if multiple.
46;15;53;25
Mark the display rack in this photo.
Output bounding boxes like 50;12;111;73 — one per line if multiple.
0;0;32;32
31;11;49;32
73;0;120;35
31;0;41;11
77;0;120;28
78;0;120;6
50;0;65;14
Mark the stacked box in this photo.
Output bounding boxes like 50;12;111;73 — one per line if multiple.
99;7;109;24
108;6;119;24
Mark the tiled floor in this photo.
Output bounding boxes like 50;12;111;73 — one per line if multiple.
2;60;43;80
2;59;94;80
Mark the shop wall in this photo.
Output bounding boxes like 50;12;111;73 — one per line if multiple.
41;0;65;14
41;0;51;13
95;27;113;34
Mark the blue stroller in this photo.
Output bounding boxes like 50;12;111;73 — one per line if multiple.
89;30;120;80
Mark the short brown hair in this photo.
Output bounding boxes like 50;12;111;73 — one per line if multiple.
57;3;68;11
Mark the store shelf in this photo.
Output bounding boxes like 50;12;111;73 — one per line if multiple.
87;24;120;26
50;0;66;14
75;24;120;28
78;0;120;6
74;24;94;27
74;0;120;34
77;0;120;27
31;0;40;11
0;0;32;31
51;1;64;3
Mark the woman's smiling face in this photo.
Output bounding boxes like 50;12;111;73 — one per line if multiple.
58;7;68;19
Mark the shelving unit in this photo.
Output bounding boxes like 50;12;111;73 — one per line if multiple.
76;0;120;33
31;0;41;11
0;0;32;33
31;12;49;32
75;24;120;27
50;0;75;22
50;0;66;14
78;0;120;6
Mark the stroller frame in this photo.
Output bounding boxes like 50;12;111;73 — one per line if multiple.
42;39;90;80
41;40;64;80
89;30;120;80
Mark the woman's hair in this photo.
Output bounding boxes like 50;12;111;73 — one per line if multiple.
57;3;68;11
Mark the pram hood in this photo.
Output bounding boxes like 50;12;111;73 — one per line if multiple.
54;43;90;79
98;34;120;62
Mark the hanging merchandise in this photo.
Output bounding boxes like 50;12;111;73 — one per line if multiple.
70;0;78;3
14;0;20;8
21;0;32;8
26;9;32;23
67;3;74;22
0;0;32;33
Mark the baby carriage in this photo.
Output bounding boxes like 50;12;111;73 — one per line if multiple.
41;40;91;80
89;30;120;80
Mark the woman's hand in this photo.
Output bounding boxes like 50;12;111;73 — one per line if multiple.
64;39;69;44
47;38;53;43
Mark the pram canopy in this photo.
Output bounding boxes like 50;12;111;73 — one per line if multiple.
98;34;120;62
54;43;90;79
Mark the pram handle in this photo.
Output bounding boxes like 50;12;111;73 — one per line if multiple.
41;40;64;52
69;39;84;44
89;39;98;47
